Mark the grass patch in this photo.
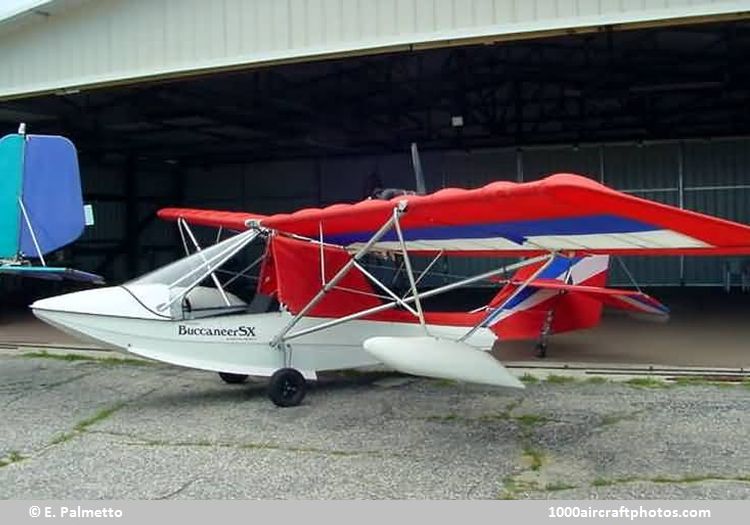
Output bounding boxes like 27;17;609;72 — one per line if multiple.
515;414;549;427
425;414;461;422
592;477;616;487
520;373;539;384
651;474;750;484
246;444;360;457
96;356;153;366
585;376;608;384
497;478;519;499
600;415;624;427
625;377;667;389
74;403;124;432
545;374;577;384
0;450;25;468
477;412;511;422
23;351;94;362
671;377;739;388
545;482;577;491
589;474;750;488
49;432;75;445
22;350;151;367
431;378;458;387
522;445;545;471
497;478;540;499
600;411;641;427
672;377;714;387
7;451;23;462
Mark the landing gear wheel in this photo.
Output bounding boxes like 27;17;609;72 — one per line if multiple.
535;342;548;359
268;368;307;407
218;372;248;384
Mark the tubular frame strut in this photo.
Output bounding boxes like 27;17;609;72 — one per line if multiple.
18;197;46;266
179;216;231;307
458;252;556;342
270;203;406;348
281;253;553;343
392;207;427;332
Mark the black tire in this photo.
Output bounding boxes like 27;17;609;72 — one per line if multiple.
218;372;248;384
268;368;307;407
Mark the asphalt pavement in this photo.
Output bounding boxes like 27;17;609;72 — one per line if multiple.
0;351;748;499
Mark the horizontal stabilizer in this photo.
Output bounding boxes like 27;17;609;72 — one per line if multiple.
0;265;104;284
363;336;524;389
520;279;669;317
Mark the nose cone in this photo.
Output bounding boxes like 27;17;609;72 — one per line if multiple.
31;285;166;320
32;286;122;316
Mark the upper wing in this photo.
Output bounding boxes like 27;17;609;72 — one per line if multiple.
158;174;750;256
157;208;267;231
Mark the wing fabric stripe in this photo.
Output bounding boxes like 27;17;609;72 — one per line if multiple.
325;215;656;246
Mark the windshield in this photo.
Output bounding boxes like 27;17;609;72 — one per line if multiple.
123;229;262;318
128;228;259;289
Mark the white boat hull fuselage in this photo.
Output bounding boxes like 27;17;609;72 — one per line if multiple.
32;287;495;379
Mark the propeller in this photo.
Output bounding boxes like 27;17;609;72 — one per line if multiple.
410;142;427;195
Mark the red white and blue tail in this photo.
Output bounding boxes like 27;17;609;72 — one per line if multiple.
483;255;668;340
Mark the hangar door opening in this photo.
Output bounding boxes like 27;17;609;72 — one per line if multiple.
1;19;750;292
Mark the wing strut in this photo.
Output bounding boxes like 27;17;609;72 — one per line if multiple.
281;254;552;343
270;203;406;348
176;217;231;307
458;253;557;342
393;206;427;332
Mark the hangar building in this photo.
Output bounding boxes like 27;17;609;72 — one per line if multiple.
1;0;750;297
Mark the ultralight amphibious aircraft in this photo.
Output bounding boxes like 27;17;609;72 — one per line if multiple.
32;173;750;406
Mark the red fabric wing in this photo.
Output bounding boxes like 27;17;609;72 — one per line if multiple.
158;174;750;256
158;208;265;230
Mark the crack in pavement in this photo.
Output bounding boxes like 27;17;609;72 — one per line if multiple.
18;378;185;464
156;477;202;500
88;429;404;459
4;371;95;406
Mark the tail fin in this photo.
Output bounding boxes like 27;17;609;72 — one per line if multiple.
0;132;85;260
0;130;102;284
487;255;610;340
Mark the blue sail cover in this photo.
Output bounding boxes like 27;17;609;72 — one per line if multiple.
19;135;85;257
0;134;24;258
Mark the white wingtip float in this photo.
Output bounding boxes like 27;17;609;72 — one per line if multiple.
363;336;525;389
32;173;750;406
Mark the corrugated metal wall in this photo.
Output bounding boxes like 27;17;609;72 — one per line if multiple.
156;136;750;288
45;135;750;286
2;0;748;98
